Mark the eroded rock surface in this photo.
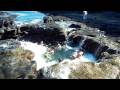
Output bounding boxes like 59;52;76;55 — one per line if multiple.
38;56;120;79
0;39;37;79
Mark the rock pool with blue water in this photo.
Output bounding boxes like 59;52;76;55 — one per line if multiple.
44;45;97;63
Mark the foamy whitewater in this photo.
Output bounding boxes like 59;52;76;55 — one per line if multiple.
19;41;57;70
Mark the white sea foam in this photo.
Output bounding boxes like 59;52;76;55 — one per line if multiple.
19;40;58;70
57;66;71;79
20;41;47;70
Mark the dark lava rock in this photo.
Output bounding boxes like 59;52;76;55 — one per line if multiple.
107;49;117;54
43;16;54;24
68;34;84;47
69;24;81;28
83;39;109;57
83;39;100;53
0;39;37;79
19;26;67;45
0;12;18;40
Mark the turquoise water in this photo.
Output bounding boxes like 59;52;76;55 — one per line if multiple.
7;11;45;24
51;48;75;61
84;52;96;62
49;46;96;62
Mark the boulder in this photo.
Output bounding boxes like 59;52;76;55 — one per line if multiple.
0;39;37;79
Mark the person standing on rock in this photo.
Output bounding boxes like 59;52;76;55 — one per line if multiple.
83;11;88;20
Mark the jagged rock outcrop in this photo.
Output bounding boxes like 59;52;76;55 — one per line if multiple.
38;55;120;79
43;16;54;24
67;28;120;58
0;39;37;79
82;39;109;57
19;25;67;45
0;11;18;40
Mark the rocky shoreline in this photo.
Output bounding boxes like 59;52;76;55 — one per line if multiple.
0;11;120;79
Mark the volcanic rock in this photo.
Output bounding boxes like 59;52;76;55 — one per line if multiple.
19;25;67;45
69;24;81;28
0;39;37;79
0;12;18;40
66;26;119;58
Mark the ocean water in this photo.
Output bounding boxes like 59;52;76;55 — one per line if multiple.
7;11;46;26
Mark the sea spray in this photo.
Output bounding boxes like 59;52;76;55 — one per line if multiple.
19;40;58;70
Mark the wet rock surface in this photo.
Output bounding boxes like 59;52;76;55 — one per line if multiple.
0;39;37;79
38;55;120;79
0;12;19;40
67;29;120;59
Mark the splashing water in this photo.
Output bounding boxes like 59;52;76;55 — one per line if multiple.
19;40;57;70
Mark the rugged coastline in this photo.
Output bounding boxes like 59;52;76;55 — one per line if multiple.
0;11;120;79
